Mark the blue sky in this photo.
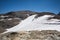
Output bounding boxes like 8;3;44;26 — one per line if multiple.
0;0;60;14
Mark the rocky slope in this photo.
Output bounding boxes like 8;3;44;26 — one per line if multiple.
0;30;60;40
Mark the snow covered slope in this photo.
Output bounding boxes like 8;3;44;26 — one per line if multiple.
2;14;60;34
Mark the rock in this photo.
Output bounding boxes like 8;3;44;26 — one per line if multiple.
0;30;60;40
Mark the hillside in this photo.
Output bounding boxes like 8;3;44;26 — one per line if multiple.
0;30;60;40
0;10;60;40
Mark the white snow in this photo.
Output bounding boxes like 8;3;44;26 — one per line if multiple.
2;14;60;34
7;18;20;20
0;15;8;18
50;19;60;22
8;18;12;20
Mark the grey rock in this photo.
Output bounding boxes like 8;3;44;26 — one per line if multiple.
0;30;60;40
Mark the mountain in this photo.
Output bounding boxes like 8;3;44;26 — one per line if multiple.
0;10;60;40
2;13;60;33
0;11;60;33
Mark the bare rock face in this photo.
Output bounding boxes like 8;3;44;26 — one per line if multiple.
0;30;60;40
0;18;20;33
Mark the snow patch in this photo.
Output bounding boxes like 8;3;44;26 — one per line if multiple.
2;15;60;34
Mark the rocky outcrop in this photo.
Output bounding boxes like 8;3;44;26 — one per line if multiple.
0;30;60;40
0;18;20;33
